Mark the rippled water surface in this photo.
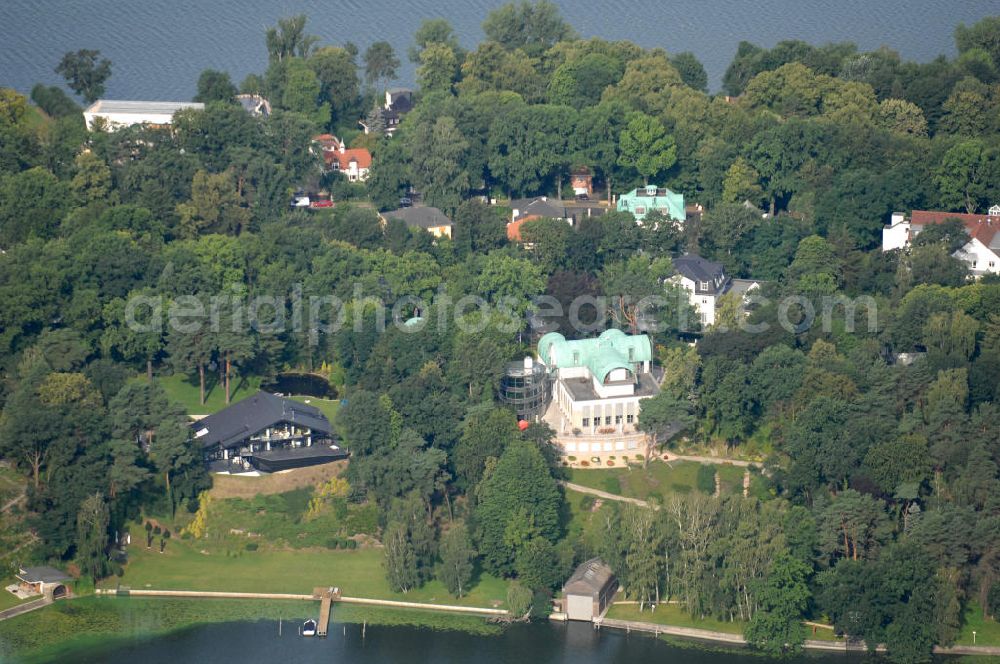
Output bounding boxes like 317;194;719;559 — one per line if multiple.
1;0;997;98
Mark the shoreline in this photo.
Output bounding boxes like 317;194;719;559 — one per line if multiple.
93;587;508;617
4;593;1000;661
597;615;1000;657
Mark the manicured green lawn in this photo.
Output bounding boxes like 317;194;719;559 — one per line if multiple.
715;464;747;495
957;602;1000;647
289;396;339;423
102;538;508;609
606;602;746;635
568;461;745;502
155;372;262;416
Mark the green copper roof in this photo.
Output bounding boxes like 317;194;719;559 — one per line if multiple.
538;330;652;383
616;185;685;222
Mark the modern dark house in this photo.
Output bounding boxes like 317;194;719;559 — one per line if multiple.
194;391;346;473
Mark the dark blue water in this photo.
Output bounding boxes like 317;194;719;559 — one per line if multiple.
0;0;996;98
52;618;856;664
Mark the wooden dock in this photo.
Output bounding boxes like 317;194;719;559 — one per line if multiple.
313;587;340;637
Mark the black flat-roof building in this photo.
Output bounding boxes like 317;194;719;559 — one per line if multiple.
193;391;346;473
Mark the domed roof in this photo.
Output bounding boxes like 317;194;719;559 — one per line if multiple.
536;329;653;382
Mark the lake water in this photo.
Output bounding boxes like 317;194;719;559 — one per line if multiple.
0;0;996;98
45;617;858;664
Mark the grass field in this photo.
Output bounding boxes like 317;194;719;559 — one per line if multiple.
288;395;340;423
568;460;746;502
101;539;509;609
156;372;262;416
155;373;340;423
606;603;746;635
957;602;1000;647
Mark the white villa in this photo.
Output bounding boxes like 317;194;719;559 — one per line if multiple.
672;254;761;327
883;207;1000;277
83;100;204;130
539;329;661;462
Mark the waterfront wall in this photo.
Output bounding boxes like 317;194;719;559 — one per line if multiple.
94;588;508;617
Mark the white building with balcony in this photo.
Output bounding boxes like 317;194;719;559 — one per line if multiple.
538;330;661;462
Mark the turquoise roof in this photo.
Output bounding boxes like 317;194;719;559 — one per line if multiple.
617;185;685;222
537;330;652;383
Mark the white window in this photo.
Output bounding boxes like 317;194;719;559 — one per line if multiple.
603;441;613;451
604;416;611;425
578;442;589;453
628;440;638;450
565;442;577;452
615;415;622;424
615;441;626;451
700;281;709;290
635;206;646;215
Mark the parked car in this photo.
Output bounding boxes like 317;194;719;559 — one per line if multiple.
310;199;333;209
290;193;310;208
575;193;589;201
400;197;412;207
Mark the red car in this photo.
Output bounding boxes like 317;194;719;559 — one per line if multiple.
310;199;334;209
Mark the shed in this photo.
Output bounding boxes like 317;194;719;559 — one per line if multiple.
563;558;618;621
16;566;70;598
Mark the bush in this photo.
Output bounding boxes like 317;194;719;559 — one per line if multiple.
579;495;597;511
602;476;622;494
580;460;589;467
567;456;577;462
345;539;358;550
245;542;258;552
696;464;717;495
507;581;533;619
326;538;341;550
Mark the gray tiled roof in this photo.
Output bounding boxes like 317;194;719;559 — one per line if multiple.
192;391;332;450
18;566;69;584
383;206;452;230
564;558;616;597
511;197;567;221
674;254;728;294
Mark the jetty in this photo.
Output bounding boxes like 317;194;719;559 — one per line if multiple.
313;586;341;637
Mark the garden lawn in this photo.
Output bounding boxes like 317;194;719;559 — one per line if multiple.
154;372;262;416
569;461;744;502
289;396;339;423
605;602;745;635
957;602;1000;647
102;539;508;609
0;577;35;611
563;488;597;543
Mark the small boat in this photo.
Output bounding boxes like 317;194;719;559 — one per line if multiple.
302;619;317;637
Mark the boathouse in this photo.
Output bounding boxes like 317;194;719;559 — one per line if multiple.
15;566;70;599
563;558;618;621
